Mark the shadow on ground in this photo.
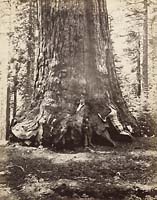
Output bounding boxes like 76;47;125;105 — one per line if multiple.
0;137;157;200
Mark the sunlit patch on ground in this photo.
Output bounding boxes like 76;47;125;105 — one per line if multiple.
0;137;157;199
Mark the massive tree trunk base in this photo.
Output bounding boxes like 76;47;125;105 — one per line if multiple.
10;0;140;149
10;97;135;149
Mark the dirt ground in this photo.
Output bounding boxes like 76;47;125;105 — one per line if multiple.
0;137;157;200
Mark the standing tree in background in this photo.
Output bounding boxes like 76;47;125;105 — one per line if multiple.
124;31;142;97
0;0;12;141
11;0;139;148
125;0;157;98
26;0;36;99
124;0;157;135
8;0;37;121
142;0;148;97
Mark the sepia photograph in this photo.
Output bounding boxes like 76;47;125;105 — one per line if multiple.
0;0;157;199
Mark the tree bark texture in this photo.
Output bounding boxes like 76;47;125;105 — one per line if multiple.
142;0;148;97
11;0;139;148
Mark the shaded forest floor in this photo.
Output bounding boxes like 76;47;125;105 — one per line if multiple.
0;137;157;200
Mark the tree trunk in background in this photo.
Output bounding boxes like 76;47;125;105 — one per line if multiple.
26;0;32;96
137;36;141;97
149;9;157;133
25;0;36;102
6;85;11;139
12;65;18;119
0;61;8;141
12;0;139;148
142;0;148;98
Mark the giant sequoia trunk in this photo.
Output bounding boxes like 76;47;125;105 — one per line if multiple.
11;0;139;148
